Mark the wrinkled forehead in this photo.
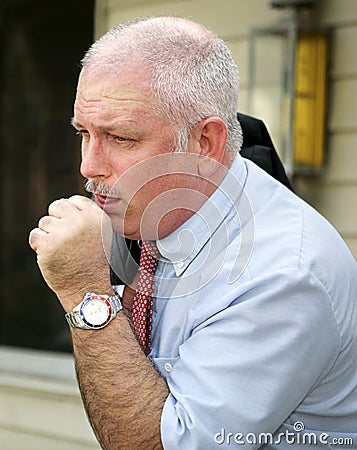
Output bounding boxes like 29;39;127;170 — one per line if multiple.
79;51;153;91
72;63;173;136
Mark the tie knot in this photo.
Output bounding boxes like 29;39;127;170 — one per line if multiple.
137;240;158;284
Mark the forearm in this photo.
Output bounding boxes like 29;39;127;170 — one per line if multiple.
71;311;168;450
29;196;168;448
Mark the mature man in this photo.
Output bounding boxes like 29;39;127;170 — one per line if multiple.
29;16;357;450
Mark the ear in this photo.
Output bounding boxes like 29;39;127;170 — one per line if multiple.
192;118;228;177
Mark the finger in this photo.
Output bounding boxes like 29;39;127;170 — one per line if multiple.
48;198;79;218
38;215;60;232
28;227;47;253
67;194;100;211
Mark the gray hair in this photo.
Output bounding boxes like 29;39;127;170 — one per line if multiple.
81;16;243;153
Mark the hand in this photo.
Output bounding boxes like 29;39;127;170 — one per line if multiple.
29;195;113;312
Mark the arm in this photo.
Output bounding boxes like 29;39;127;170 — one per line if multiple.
72;309;168;449
29;195;168;449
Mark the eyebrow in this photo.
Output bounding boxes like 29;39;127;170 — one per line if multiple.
70;117;140;132
70;118;83;130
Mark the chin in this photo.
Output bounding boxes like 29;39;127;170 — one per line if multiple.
110;217;139;240
110;211;169;241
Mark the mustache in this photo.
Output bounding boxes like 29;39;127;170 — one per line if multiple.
85;179;116;196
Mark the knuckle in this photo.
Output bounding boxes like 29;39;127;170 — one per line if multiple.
48;197;67;214
28;229;36;247
69;194;81;201
28;228;42;251
38;216;47;227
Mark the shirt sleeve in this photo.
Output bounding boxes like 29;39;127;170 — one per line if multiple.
160;269;340;450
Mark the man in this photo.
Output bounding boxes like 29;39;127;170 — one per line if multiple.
29;16;357;450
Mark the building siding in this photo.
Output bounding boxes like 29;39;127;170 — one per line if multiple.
0;347;100;450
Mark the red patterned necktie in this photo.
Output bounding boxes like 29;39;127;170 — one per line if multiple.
132;240;158;354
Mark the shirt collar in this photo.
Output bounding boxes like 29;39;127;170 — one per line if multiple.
156;153;248;276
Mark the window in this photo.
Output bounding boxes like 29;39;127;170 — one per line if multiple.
0;0;94;352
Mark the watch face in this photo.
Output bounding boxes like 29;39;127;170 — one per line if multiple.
80;295;112;328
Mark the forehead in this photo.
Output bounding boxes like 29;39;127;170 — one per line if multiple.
73;84;153;134
74;66;155;126
77;63;152;100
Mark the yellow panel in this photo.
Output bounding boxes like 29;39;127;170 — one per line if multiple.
293;32;328;169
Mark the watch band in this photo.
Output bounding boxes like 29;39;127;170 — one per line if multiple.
65;292;122;329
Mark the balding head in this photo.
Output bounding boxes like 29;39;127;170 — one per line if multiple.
82;17;215;73
80;16;242;154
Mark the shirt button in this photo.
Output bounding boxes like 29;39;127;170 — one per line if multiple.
177;261;184;268
164;362;172;373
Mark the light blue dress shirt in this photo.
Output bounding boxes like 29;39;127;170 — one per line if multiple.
146;153;357;449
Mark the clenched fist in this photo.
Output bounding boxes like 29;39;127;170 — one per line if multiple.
29;195;113;312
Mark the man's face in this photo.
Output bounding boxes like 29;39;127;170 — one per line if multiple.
73;65;203;240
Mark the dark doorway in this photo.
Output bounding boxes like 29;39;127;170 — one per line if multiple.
0;0;94;351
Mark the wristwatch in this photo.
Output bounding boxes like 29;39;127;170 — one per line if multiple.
65;292;122;330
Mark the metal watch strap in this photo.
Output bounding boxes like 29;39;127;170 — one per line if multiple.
66;308;83;328
65;293;122;329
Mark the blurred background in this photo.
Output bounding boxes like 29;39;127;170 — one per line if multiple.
0;0;356;448
0;0;94;352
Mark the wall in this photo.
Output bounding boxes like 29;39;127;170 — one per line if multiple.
295;0;357;257
95;0;357;259
0;347;100;450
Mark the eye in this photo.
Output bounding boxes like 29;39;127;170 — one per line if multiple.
115;136;128;142
76;130;90;140
108;134;133;144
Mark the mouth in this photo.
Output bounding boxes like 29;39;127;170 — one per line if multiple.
94;194;121;213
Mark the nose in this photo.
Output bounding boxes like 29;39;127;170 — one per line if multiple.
80;136;112;180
